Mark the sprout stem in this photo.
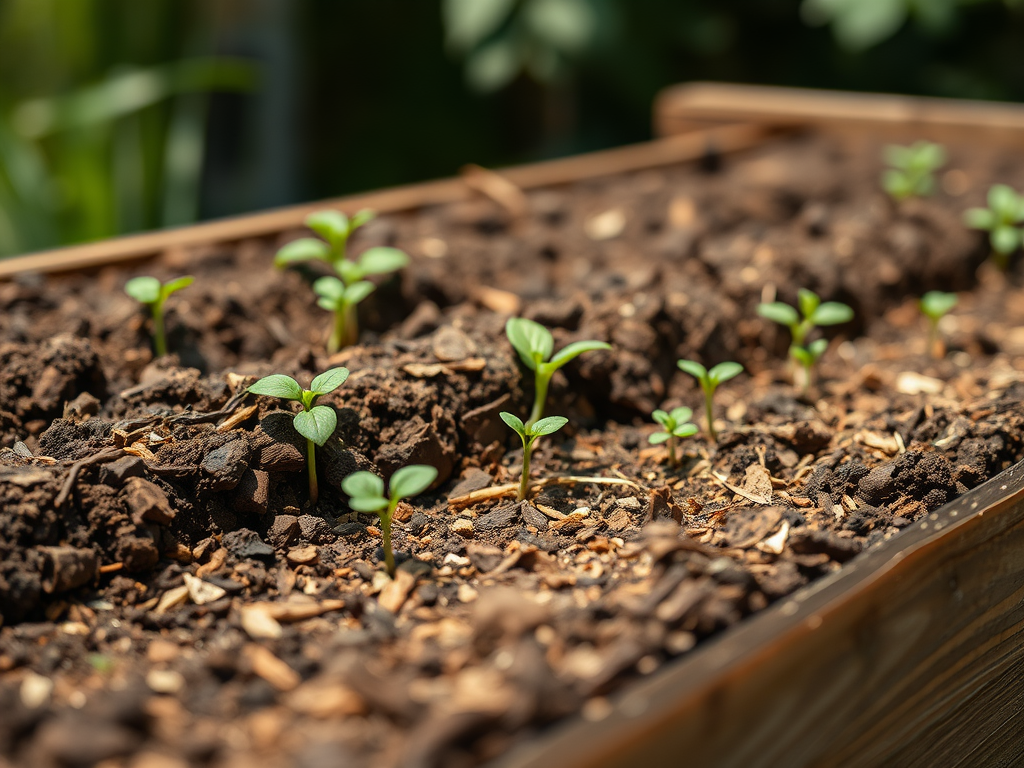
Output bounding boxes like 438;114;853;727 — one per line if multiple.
152;303;166;358
307;438;319;505
381;499;396;577
518;439;533;501
703;390;717;443
667;435;678;468
928;319;942;360
344;303;359;348
329;309;346;355
529;373;551;425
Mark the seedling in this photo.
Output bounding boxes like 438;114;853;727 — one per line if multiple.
505;317;610;424
758;289;853;393
500;412;567;501
964;185;1024;270
124;275;194;357
247;367;349;505
882;141;945;202
275;209;374;269
342;465;437;578
919;291;957;359
676;360;743;442
649;407;698;467
314;276;376;353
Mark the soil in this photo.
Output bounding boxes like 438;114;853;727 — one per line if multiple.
2;130;1024;768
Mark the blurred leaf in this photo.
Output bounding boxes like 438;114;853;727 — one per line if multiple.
465;36;522;92
443;0;517;53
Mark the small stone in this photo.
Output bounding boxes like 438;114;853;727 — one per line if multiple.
201;438;250;491
222;529;275;561
146;640;179;664
466;543;504;573
98;455;145;487
474;502;521;532
267;515;300;549
145;669;184;694
457;584;479;603
452;519;475;538
287;545;319;566
234;469;270;515
432;325;477;362
298;515;333;544
257;441;305;473
20;672;53;709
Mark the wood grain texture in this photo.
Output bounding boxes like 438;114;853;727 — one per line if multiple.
654;82;1024;146
0;123;769;279
495;462;1024;768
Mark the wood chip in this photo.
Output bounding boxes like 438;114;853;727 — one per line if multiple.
244;645;300;691
378;569;419;613
183;573;226;606
216;403;259;432
756;521;790;555
474;286;520;315
240;605;283;639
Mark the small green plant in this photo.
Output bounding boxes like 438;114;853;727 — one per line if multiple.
676;360;743;442
314;277;376;353
500;413;567;501
275;209;375;269
342;465;438;578
964;185;1024;270
247;367;349;505
919;290;957;359
505;317;610;424
124;275;194;357
649;407;698;468
758;289;853;393
882;141;945;202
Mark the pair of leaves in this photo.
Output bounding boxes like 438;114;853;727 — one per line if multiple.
505;317;610;373
274;208;375;267
314;276;375;310
964;186;1024;256
758;289;853;330
336;247;410;285
650;407;698;443
790;339;829;367
500;411;568;439
247;367;349;446
124;275;194;306
920;291;958;321
342;465;439;512
677;359;743;389
884;142;945;174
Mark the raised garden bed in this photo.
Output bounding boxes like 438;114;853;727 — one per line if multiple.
2;85;1024;768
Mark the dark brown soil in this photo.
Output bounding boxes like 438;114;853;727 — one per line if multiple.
2;131;1024;768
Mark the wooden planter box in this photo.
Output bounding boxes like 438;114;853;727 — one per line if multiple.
4;83;1024;768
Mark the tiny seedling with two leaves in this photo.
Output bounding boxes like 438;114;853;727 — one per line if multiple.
964;185;1024;270
919;291;957;360
124;276;194;358
247;367;349;505
882;141;945;202
758;289;853;393
676;360;743;442
500;412;568;501
649;407;697;468
341;465;437;578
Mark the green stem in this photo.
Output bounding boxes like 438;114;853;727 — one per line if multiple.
344;303;359;348
704;387;717;443
518;436;534;501
381;499;396;577
307;438;319;506
928;320;941;360
529;371;551;425
152;302;166;357
328;308;346;354
667;435;678;468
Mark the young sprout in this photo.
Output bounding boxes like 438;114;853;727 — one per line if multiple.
275;209;376;269
676;360;743;442
964;185;1024;270
649;407;698;468
919;290;958;360
341;465;438;578
500;412;567;501
757;289;853;393
314;277;376;353
882;141;946;202
505;317;610;424
247;367;349;505
124;276;194;357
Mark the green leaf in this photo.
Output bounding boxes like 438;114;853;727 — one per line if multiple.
668;406;693;424
920;291;957;320
313;276;345;309
499;411;526;436
913;142;945;171
349;496;390;513
124;276;161;304
547;339;611;369
789;345;814;367
358;246;409;276
529;416;568;436
672;423;699;438
350;209;376;230
648;431;671;445
992;225;1021;255
505;317;553;370
676;359;708;381
808;338;829;358
797;288;820;319
989;185;1020;219
248;374;302;401
390;465;439;499
443;0;517;53
884;145;911;169
293;405;337;446
161;275;194;298
343;281;376;305
275;238;331;267
757;302;799;328
305;210;348;246
651;409;671;428
708;362;743;385
811;302;854;326
342;471;385;501
882;169;910;200
964;207;996;230
310;367;350;395
336;261;365;285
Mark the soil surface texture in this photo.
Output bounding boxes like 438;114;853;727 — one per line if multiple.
2;131;1024;768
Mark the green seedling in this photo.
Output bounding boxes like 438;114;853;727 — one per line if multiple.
676;360;743;442
342;465;437;578
124;275;194;357
275;209;375;269
505;317;610;424
882;141;945;202
649;407;698;468
247;367;349;506
500;412;567;501
964;185;1024;270
314;277;376;353
758;289;853;393
919;291;957;359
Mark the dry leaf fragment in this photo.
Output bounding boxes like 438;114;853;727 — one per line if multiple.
183;573;226;606
756;521;790;555
154;585;189;615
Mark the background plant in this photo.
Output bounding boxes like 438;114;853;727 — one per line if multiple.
505;317;610;424
247;367;349;505
500;412;567;500
649;407;698;468
342;465;438;578
882;141;945;202
313;277;376;353
964;185;1024;270
919;290;957;359
123;275;193;358
676;360;743;442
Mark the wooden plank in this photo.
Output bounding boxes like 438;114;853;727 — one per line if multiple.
655;82;1024;145
0;123;769;279
495;461;1024;768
